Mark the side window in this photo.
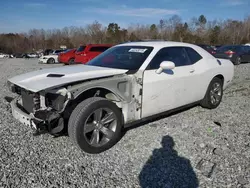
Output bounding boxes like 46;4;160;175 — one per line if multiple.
243;46;250;53
241;46;246;53
147;47;191;70
246;46;250;53
185;47;202;64
89;46;110;52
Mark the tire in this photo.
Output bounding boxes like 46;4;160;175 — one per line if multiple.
47;58;55;64
234;56;241;65
68;97;123;154
200;77;223;109
68;58;75;65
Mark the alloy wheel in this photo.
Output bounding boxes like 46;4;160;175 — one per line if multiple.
210;82;222;105
83;108;117;147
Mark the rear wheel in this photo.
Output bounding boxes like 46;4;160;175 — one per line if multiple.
68;58;75;65
47;58;55;64
68;97;123;154
200;77;223;109
234;56;241;65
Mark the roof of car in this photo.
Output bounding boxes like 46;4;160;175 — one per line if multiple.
117;41;200;48
116;41;215;59
79;44;113;47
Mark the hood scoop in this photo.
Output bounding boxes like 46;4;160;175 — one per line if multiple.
47;74;65;77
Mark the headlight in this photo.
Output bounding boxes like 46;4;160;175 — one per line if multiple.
45;93;66;111
43;57;48;59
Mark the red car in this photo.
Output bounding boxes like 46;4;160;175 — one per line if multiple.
74;44;113;64
58;49;76;65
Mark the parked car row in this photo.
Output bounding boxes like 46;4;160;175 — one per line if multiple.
214;45;250;65
196;44;250;65
14;53;40;58
38;49;67;64
0;53;10;58
58;44;113;65
37;43;250;66
38;44;113;65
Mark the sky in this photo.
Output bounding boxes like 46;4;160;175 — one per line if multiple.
0;0;249;33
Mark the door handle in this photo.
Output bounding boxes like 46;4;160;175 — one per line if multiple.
190;69;195;73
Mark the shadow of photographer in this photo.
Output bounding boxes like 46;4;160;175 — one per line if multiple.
139;135;199;188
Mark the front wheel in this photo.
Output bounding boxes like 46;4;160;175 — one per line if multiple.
68;97;123;154
200;77;223;109
47;58;55;64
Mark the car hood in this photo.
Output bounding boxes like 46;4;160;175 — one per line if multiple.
8;65;128;92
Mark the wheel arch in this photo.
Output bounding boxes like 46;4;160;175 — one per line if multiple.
201;74;225;100
68;58;75;63
214;74;224;86
63;87;123;119
47;57;55;63
75;87;122;102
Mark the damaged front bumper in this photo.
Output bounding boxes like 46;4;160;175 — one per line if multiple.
38;58;48;64
10;96;65;135
10;97;44;130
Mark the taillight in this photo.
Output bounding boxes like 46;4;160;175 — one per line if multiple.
224;50;235;55
211;51;216;54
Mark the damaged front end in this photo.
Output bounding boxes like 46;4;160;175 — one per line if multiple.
8;81;72;135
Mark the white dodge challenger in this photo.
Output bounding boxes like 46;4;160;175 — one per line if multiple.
7;41;234;153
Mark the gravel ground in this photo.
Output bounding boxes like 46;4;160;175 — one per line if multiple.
0;58;249;188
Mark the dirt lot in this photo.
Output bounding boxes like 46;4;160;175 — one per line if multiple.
0;58;249;188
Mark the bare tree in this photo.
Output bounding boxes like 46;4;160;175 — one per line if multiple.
0;14;250;54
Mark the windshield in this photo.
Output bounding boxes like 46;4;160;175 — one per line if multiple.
77;45;86;52
54;50;64;53
63;49;72;53
86;46;154;70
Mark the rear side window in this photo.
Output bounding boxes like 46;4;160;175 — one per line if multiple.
77;46;86;52
245;46;250;53
185;47;202;64
54;50;63;53
217;45;239;52
217;46;232;52
234;46;244;52
89;46;110;52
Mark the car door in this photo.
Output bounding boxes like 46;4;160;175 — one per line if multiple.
141;46;203;118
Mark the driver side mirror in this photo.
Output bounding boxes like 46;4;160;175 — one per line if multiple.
156;61;175;74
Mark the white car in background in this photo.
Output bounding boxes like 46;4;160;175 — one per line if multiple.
27;53;39;58
7;41;234;154
0;53;9;58
38;49;65;64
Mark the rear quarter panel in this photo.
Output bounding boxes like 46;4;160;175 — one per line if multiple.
201;58;234;92
216;59;234;89
190;46;234;100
